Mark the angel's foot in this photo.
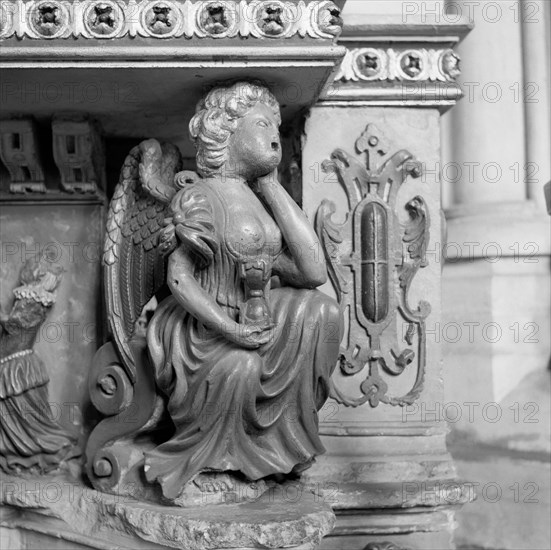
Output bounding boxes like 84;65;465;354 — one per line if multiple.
170;471;268;507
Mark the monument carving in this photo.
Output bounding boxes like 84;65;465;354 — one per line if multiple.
0;255;80;473
86;81;343;505
315;123;430;408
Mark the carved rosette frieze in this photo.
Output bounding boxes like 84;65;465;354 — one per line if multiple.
315;124;430;408
335;47;461;83
0;0;342;40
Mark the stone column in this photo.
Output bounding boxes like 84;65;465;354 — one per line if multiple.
441;0;551;415
440;2;551;548
300;9;473;549
521;0;551;211
447;0;526;207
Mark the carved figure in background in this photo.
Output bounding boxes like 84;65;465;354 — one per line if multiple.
0;256;79;474
87;81;342;504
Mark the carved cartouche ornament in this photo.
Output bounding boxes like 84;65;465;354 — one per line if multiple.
86;81;342;505
0;256;79;474
315;123;430;408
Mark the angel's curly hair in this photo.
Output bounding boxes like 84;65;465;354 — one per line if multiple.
189;81;281;177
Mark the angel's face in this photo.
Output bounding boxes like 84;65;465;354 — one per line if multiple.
227;102;281;180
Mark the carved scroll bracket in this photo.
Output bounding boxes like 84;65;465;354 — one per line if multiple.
315;124;430;408
0;116;106;200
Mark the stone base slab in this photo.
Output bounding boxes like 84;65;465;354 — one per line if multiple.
0;473;335;550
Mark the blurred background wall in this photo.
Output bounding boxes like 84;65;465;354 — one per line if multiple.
343;1;551;549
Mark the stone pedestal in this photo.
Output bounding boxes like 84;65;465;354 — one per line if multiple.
443;202;551;410
299;14;473;550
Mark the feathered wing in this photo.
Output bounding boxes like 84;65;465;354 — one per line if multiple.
315;199;348;305
103;139;184;382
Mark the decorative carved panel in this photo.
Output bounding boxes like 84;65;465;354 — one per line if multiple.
315;124;430;408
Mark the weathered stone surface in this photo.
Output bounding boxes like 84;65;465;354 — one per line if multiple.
0;256;81;475
0;203;104;443
1;473;335;550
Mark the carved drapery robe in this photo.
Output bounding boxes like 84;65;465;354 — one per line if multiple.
144;182;342;500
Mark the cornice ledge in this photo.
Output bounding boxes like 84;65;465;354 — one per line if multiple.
310;479;475;511
340;14;473;43
0;44;346;66
321;15;472;110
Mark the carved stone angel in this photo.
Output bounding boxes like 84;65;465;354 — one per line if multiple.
88;81;342;505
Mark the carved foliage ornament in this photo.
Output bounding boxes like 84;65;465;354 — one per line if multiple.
315;124;430;408
0;0;342;40
335;48;461;83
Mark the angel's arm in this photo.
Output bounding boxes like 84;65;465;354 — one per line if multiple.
167;247;269;349
272;250;323;288
257;172;327;289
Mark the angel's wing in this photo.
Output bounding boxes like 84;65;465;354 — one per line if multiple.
315;199;348;304
103;139;185;382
